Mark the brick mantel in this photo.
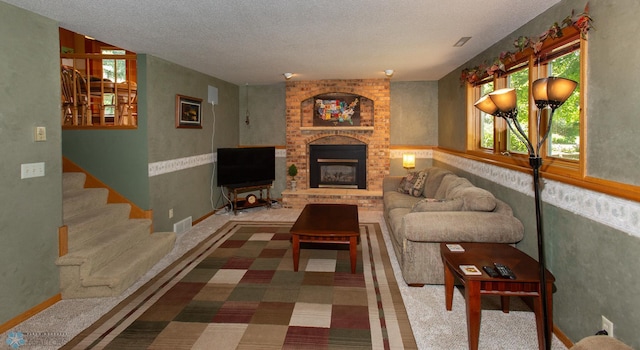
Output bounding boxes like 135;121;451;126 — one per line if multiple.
284;79;390;209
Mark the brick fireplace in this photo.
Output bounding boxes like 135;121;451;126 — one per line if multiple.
282;79;390;210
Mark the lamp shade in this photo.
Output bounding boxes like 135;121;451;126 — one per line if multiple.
532;78;549;108
489;88;517;112
532;77;577;109
474;94;499;115
402;153;415;169
547;77;577;105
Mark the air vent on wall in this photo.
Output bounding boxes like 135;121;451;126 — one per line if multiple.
173;216;192;234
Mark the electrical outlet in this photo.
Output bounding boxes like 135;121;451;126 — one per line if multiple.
169;208;174;218
21;162;45;179
602;315;614;337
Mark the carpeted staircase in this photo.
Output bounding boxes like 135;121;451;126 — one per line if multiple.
56;172;176;299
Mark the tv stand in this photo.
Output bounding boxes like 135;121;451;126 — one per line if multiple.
225;184;271;215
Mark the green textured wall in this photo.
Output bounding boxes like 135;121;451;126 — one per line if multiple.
144;55;239;231
239;84;286;145
0;2;61;324
62;128;150;208
437;75;466;151
437;0;640;346
390;81;438;146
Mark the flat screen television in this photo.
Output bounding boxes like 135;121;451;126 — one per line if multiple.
216;147;275;188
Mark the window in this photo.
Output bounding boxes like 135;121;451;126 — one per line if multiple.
101;49;126;83
101;49;127;117
547;49;581;159
479;81;494;149
506;66;530;154
468;30;584;175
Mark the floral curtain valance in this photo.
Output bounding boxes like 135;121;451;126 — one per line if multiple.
460;3;593;85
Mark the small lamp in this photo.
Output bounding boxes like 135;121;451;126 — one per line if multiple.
384;69;394;77
402;153;415;170
283;73;293;80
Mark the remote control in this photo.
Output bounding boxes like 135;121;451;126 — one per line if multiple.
494;263;516;279
482;266;500;278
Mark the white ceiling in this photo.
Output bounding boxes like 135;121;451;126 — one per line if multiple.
5;0;560;85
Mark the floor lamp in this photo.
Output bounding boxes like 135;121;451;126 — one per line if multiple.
474;77;577;350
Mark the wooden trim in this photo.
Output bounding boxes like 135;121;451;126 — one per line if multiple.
506;26;582;71
0;294;61;334
437;148;640;203
466;84;479;151
62;125;137;130
389;145;435;150
62;157;152;220
193;211;215;226
238;144;286;149
58;225;68;257
579;35;588;177
554;325;575;349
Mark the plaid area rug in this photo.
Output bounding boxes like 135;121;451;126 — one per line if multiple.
62;221;417;349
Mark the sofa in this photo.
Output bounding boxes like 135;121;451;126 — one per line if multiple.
383;166;525;285
570;336;633;350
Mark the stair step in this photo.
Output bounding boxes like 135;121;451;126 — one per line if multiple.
62;232;176;298
65;204;132;250
63;187;109;219
59;219;153;277
63;172;86;193
59;168;177;299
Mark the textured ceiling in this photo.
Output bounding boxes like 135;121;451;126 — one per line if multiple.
5;0;560;85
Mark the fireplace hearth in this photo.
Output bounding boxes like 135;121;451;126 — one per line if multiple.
309;144;366;189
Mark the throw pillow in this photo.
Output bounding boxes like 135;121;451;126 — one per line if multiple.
411;198;464;212
397;171;428;197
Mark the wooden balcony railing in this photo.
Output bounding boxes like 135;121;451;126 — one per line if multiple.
60;53;137;128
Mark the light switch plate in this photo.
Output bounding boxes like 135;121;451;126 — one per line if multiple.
35;126;46;141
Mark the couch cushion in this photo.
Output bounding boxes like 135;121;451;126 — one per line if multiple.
387;207;411;243
433;174;460;199
397;171;427;197
458;187;497;212
571;336;633;350
411;198;464;212
422;168;453;198
384;191;423;211
444;177;474;199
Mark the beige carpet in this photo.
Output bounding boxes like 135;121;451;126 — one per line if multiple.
2;207;568;349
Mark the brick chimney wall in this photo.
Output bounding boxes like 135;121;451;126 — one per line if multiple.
285;79;391;193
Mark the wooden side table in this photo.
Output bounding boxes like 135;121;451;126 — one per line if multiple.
440;242;555;350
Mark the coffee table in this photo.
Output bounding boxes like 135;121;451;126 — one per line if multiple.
440;242;555;350
290;204;360;273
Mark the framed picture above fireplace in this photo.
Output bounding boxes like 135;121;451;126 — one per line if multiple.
313;93;361;127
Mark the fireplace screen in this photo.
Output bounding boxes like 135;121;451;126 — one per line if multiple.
309;144;366;189
318;159;357;188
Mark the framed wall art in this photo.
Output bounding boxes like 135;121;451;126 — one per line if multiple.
313;93;361;126
176;94;202;128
